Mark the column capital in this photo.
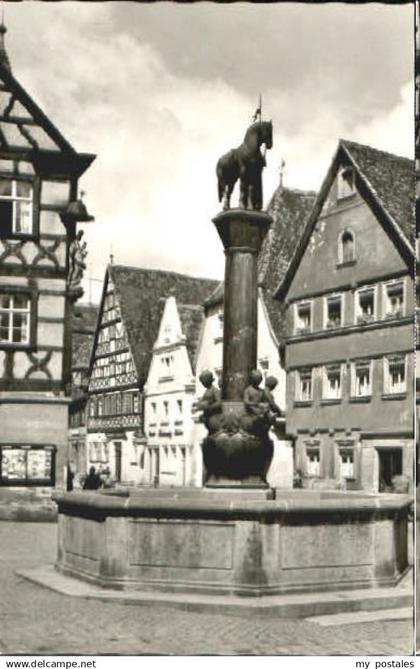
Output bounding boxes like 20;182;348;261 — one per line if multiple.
212;209;272;252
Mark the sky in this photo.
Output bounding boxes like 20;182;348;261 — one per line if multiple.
3;1;414;303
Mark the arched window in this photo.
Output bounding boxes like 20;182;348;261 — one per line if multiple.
338;230;355;264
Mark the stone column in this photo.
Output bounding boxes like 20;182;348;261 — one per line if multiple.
213;209;272;400
202;208;273;488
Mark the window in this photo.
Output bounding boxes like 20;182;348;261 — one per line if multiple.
123;392;133;414
384;281;404;319
176;399;183;415
97;396;103;417
163;323;172;344
337;167;355;200
339;447;354;479
322;364;342;400
355;287;375;324
306;447;320;477
163;401;169;417
159;355;174;381
133;393;140;414
161;356;173;370
0;178;33;236
0;294;31;345
338;230;355;264
295;301;311;334
351;360;372;398
384;355;406;395
325;295;342;329
296;368;313;402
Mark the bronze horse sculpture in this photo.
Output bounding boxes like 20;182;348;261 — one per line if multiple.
216;120;273;211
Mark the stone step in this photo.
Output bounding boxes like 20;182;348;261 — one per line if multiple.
17;565;413;620
306;607;412;626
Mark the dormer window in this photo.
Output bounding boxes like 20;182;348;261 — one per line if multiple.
337;167;355;200
295;301;312;334
0;178;34;236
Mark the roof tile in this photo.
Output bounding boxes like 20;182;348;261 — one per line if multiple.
109;265;218;385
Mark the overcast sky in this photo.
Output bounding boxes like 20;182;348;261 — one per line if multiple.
4;2;414;303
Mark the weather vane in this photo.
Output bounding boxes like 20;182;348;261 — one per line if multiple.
278;159;286;187
252;93;262;123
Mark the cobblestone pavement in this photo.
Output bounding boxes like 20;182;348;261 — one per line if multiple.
0;523;414;656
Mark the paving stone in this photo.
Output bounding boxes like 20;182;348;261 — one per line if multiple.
0;522;414;656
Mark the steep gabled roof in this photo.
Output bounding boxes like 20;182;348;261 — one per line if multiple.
259;186;317;343
71;303;99;371
204;281;224;309
0;57;95;176
340;140;414;244
178;303;205;372
105;265;218;386
203;186;316;345
276;140;415;301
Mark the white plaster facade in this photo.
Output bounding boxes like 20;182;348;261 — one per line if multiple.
143;296;202;486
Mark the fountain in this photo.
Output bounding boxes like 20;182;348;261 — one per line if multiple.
48;117;411;609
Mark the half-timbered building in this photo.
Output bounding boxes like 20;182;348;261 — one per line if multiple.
86;264;217;485
0;28;95;494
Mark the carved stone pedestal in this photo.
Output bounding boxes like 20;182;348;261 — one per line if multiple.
202;400;273;488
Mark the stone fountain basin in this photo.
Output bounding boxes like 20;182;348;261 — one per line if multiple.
53;488;411;597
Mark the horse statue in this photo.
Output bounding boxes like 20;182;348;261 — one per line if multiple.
216;120;273;211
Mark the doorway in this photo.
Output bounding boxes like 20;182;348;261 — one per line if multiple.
147;448;160;486
114;442;122;483
180;447;187;486
377;448;402;492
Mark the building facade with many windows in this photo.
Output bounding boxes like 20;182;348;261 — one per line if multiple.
143;295;206;487
0;34;95;493
276;140;414;492
85;264;217;485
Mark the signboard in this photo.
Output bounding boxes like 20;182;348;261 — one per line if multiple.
0;445;55;485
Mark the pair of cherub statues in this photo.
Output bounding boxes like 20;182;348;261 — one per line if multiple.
193;368;283;436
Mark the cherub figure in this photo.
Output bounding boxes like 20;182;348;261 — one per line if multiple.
193;369;222;433
243;369;270;434
263;375;284;424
